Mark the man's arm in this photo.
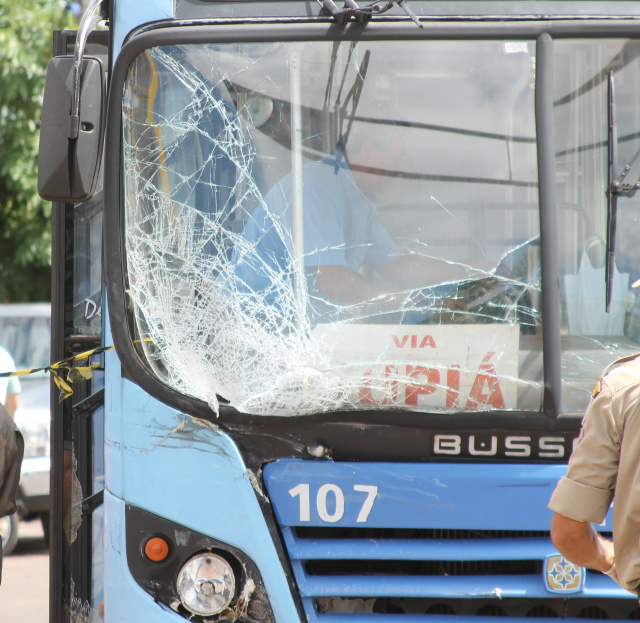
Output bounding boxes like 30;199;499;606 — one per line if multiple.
316;265;389;305
315;264;466;315
550;512;614;573
377;254;490;288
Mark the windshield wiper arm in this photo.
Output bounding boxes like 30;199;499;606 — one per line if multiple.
336;49;371;152
606;71;618;313
611;147;640;194
321;43;371;153
318;0;423;27
607;71;640;311
397;0;422;27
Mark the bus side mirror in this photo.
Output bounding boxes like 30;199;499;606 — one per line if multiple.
38;56;104;203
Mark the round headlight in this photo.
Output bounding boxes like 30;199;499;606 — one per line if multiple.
176;552;236;616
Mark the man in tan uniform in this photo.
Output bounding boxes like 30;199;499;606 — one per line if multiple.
548;355;640;595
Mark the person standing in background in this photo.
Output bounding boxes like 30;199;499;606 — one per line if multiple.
0;346;20;418
0;401;24;583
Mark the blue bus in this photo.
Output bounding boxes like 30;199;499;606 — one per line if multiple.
39;0;640;620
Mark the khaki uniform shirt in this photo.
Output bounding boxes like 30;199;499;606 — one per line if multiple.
548;356;640;594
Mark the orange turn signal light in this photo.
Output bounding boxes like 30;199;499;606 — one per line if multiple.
144;536;170;562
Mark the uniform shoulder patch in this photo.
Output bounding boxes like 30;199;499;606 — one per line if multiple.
595;352;640;396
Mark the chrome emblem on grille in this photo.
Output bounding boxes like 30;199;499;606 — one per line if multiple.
545;555;583;593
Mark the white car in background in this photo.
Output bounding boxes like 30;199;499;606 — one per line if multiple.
0;304;51;554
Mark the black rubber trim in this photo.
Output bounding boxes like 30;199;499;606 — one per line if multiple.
81;489;104;515
102;18;620;436
72;387;105;420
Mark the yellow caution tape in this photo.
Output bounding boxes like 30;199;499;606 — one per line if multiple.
0;338;154;401
0;345;114;402
66;363;101;383
50;368;74;402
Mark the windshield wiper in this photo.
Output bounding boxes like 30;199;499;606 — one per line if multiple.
321;42;371;153
317;0;423;28
336;49;370;151
607;71;640;310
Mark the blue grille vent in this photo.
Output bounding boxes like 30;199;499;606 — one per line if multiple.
283;527;637;621
263;460;636;621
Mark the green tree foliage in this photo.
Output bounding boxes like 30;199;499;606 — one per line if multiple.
0;0;71;302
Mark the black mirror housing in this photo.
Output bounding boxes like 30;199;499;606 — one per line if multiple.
38;56;104;203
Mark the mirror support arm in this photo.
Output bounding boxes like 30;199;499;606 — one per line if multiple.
69;0;105;140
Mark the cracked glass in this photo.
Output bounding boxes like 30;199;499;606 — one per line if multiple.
121;37;640;417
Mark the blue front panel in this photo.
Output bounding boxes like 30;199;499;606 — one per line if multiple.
103;349;301;622
264;458;632;622
264;459;603;531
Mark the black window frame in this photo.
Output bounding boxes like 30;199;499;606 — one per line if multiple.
50;27;110;623
103;18;640;441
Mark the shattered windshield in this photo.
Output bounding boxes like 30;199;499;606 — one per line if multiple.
122;40;539;416
121;38;639;417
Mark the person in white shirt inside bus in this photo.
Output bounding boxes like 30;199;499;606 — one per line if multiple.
234;132;475;324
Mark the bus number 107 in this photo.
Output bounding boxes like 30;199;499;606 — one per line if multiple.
288;483;378;523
